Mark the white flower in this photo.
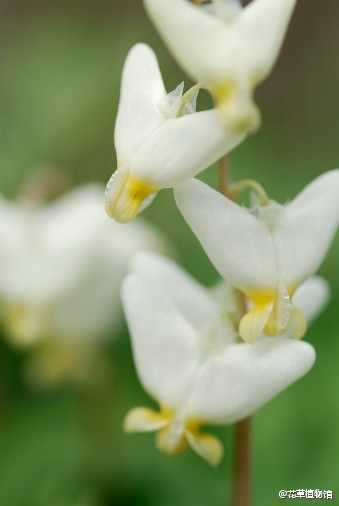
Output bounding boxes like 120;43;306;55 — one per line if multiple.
143;0;297;132
0;184;167;349
121;252;320;466
104;43;245;223
174;170;339;344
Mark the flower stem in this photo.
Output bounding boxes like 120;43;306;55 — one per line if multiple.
218;155;230;196
217;156;238;200
217;156;251;506
177;82;204;117
233;179;271;206
231;417;251;506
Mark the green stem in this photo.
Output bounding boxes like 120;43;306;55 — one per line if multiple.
233;179;271;206
217;157;251;506
231;418;251;506
177;83;205;117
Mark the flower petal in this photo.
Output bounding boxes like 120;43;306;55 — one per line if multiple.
130;111;245;188
143;0;232;84
286;306;307;340
186;428;224;467
0;185;107;302
157;81;184;118
293;276;330;324
114;43;166;166
239;301;273;344
105;168;157;223
185;337;315;424
124;407;169;433
212;0;242;21
144;0;296;86
53;217;167;341
175;179;277;292
130;252;218;329
121;274;201;408
274;170;339;287
238;0;297;81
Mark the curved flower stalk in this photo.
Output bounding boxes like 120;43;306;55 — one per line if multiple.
0;184;167;384
104;43;245;224
175;170;339;344
144;0;297;132
121;252;323;466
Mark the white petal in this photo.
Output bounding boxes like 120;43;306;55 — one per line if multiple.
274;170;339;287
238;0;297;81
144;0;295;86
210;279;237;315
130;252;218;328
131;111;244;188
104;166;129;217
53;218;168;341
293;276;330;324
157;81;184;118
175;179;277;292
121;274;200;408
114;43;166;166
212;0;242;21
0;185;105;302
185;337;316;424
182;89;199;116
144;0;235;84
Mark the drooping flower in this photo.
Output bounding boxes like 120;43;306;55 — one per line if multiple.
130;252;330;330
143;0;297;132
0;184;167;385
104;43;245;223
175;170;339;344
121;252;322;465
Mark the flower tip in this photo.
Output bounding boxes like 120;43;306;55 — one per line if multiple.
124;407;169;433
217;101;261;135
289;307;307;340
105;200;138;224
186;429;224;467
238;301;274;344
239;331;256;345
105;169;156;223
123;411;136;433
104;201;115;219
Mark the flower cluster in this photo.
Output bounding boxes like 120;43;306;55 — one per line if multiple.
122;253;326;466
0;182;166;386
105;0;339;465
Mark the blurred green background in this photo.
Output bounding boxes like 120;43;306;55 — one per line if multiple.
0;0;338;505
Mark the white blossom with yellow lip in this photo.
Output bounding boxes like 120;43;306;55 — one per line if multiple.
121;252;322;466
175;170;339;344
104;43;245;223
143;0;297;133
0;184;167;352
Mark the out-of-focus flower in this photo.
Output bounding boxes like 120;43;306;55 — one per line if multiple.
122;252;320;466
144;0;297;132
104;43;245;224
175;170;339;344
0;184;167;385
24;341;108;389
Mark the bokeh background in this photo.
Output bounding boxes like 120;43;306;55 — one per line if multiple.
0;0;338;505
